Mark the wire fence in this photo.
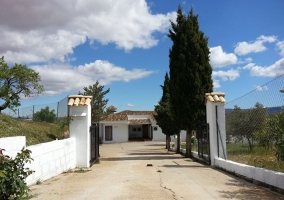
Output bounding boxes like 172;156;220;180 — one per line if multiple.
3;96;69;120
225;73;284;172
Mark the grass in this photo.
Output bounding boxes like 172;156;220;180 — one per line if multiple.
226;143;284;172
180;142;284;172
0;113;65;146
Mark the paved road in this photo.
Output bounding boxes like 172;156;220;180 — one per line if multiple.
30;142;284;200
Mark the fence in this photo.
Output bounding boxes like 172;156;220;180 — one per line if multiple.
2;96;69;120
225;73;284;172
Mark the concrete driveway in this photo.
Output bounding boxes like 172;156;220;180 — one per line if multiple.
30;142;284;200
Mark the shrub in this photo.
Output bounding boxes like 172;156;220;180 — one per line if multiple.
0;148;34;199
259;110;284;161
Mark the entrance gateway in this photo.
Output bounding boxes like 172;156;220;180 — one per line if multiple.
90;123;100;165
197;123;210;165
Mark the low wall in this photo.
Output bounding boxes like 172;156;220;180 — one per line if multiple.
0;136;76;186
26;138;76;185
170;145;284;191
0;136;26;158
214;158;284;191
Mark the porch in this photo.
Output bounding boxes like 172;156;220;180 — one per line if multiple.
128;123;152;142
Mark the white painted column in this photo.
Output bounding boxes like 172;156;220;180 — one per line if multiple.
68;95;92;168
206;92;226;166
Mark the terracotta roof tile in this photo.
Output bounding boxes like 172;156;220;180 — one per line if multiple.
68;95;92;106
205;92;225;103
129;119;151;124
101;110;156;121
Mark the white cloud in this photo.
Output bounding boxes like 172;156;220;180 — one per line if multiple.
0;0;176;63
209;46;238;68
213;79;221;89
234;35;277;56
277;40;284;57
212;69;240;81
31;61;154;95
127;103;135;107
256;86;268;91
243;58;284;77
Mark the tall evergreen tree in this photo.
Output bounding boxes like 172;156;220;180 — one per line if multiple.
79;81;110;123
154;73;179;151
168;6;213;157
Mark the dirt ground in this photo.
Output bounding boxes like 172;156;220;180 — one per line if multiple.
30;142;284;200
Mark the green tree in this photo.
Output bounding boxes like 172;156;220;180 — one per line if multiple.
168;6;213;157
0;56;43;113
33;106;57;123
260;110;284;161
79;81;110;123
154;73;179;151
227;103;267;150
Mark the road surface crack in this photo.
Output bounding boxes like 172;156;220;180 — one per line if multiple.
158;168;177;200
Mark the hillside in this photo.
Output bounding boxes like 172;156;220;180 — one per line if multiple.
0;113;65;146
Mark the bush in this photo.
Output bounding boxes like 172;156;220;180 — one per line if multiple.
33;106;56;123
258;110;284;161
0;148;34;199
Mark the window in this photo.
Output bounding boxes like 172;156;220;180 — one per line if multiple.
105;126;112;141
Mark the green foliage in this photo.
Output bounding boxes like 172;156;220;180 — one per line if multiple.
79;81;110;123
168;6;213;156
56;116;72;131
154;73;179;150
0;56;43;113
0;113;64;146
259;110;284;161
0;148;34;199
154;73;178;136
226;103;267;150
226;143;284;172
33;106;56;123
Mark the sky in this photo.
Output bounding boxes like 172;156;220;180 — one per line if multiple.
1;0;284;113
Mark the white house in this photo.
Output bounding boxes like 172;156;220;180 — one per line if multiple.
99;110;167;143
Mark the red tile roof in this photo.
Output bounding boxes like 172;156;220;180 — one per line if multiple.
129;119;151;124
101;110;156;122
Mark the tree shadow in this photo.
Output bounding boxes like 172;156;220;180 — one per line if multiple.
145;144;165;147
100;155;184;161
160;164;210;168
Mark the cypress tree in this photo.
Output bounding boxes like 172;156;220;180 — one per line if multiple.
168;6;213;157
154;72;179;151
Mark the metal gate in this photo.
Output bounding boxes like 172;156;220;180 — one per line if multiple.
196;123;210;165
90;123;100;165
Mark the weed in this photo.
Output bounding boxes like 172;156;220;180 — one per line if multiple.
36;179;42;185
74;168;91;173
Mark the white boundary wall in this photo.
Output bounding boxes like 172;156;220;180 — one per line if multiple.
0;136;76;186
214;158;284;190
205;92;284;191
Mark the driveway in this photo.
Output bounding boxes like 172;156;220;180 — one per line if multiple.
30;142;284;200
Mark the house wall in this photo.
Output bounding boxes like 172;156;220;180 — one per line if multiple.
102;123;128;143
152;123;166;141
170;130;186;142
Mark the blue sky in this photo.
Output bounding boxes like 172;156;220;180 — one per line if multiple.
1;0;284;113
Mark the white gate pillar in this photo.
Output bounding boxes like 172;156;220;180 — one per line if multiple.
205;92;226;166
68;95;92;168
